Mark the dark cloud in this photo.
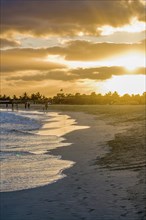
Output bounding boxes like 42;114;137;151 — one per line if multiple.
1;39;145;73
49;40;145;61
1;0;145;36
0;38;21;48
71;66;146;80
1;48;65;72
8;66;146;82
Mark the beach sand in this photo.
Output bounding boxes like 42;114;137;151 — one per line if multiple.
1;109;145;220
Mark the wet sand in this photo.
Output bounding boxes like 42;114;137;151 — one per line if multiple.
1;110;145;220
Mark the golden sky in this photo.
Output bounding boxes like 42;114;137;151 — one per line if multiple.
1;0;146;96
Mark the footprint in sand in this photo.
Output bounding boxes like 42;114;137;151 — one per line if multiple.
88;208;95;212
77;186;82;189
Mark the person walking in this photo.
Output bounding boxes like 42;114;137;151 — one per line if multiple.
45;102;48;111
12;102;14;111
27;102;30;109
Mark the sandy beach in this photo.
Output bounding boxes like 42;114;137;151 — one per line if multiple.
1;0;146;219
0;107;145;220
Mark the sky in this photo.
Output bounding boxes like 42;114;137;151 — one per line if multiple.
1;0;146;97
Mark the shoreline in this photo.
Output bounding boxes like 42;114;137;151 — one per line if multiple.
0;110;88;192
1;109;145;220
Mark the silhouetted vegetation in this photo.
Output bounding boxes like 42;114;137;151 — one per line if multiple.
0;91;146;105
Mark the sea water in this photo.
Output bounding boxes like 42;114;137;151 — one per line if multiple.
0;109;88;192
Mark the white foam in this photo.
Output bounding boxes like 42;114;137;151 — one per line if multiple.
0;110;88;192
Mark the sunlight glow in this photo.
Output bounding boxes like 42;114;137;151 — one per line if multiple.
46;52;145;71
108;52;145;71
46;55;102;68
98;17;145;36
77;31;84;37
101;75;145;95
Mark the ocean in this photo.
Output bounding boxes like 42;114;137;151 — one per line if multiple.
0;109;88;192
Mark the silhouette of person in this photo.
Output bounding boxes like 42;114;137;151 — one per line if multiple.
27;102;30;109
25;102;27;109
12;102;14;111
6;103;8;110
45;102;48;111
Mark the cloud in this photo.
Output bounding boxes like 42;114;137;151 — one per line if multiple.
1;48;66;72
7;66;146;82
62;41;145;61
95;30;146;44
71;66;146;80
1;0;145;37
47;39;145;61
0;38;21;48
1;39;145;73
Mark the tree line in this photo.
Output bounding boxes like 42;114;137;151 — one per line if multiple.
0;91;146;105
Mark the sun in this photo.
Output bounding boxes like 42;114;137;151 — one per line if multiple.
102;74;145;95
122;53;145;71
107;52;145;71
